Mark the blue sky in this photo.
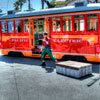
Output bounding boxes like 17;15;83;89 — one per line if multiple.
0;0;65;13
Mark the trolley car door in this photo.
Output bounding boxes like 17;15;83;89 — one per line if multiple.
29;19;35;49
31;18;49;54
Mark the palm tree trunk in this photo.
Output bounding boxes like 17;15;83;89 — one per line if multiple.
41;0;44;9
20;4;22;10
28;0;31;10
95;0;98;3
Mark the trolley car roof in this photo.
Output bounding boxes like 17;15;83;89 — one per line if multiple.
1;4;100;20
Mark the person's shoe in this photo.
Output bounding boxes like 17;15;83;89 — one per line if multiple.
55;60;58;63
40;62;46;66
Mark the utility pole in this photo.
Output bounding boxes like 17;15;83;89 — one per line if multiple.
28;0;31;10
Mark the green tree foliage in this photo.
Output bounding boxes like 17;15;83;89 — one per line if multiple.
0;9;2;13
14;1;20;10
19;0;26;10
50;0;56;7
14;0;26;11
56;1;68;6
49;0;68;7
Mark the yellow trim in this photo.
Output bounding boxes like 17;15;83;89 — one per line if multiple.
29;19;35;49
2;36;29;42
44;18;49;32
1;50;100;62
52;35;98;43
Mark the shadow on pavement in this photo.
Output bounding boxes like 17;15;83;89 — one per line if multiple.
42;65;55;73
1;55;100;74
0;55;56;73
56;72;94;81
0;55;40;65
92;64;100;74
79;74;94;81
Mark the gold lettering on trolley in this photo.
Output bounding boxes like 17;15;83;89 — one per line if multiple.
2;36;29;42
52;35;98;43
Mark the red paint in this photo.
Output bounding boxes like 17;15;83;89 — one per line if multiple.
21;20;23;33
6;21;8;33
0;22;1;40
60;16;63;33
13;20;16;33
72;15;75;32
84;14;87;32
0;13;100;62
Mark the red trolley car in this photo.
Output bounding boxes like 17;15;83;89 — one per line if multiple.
0;3;100;62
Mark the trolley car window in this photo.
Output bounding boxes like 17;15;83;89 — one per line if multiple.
87;14;98;31
31;39;33;46
15;20;21;32
1;21;7;33
74;15;84;31
34;19;44;45
52;17;61;32
63;16;72;31
23;19;29;32
31;27;33;36
8;21;14;33
34;19;44;32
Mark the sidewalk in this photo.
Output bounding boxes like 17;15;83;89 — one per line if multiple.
0;53;100;100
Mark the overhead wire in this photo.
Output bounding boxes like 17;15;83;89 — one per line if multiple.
6;0;17;12
6;0;10;11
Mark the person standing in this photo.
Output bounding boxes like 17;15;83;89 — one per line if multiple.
40;33;57;66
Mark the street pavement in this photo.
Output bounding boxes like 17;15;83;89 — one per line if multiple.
0;51;100;100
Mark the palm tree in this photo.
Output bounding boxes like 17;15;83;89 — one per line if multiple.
50;0;56;7
14;0;26;11
0;9;2;13
41;0;56;9
28;0;31;10
18;0;26;10
14;1;20;10
41;0;44;9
